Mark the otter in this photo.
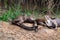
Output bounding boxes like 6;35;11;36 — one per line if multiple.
24;17;46;26
12;14;38;32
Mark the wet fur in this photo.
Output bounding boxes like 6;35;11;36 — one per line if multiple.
11;15;38;32
12;20;38;32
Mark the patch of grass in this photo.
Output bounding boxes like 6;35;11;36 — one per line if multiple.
0;7;47;21
0;5;22;21
1;5;60;22
0;5;33;21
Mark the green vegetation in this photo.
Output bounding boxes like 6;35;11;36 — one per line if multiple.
0;4;60;21
0;5;21;21
0;7;60;22
0;8;45;21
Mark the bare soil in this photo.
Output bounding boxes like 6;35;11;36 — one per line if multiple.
0;21;60;40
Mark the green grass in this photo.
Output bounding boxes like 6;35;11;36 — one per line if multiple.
0;9;40;21
0;5;60;22
0;5;33;21
0;5;21;21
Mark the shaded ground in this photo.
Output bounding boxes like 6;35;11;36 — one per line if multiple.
0;21;60;40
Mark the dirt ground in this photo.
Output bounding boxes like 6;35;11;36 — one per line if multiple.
0;21;60;40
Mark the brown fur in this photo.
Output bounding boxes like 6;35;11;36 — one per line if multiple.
11;14;38;32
